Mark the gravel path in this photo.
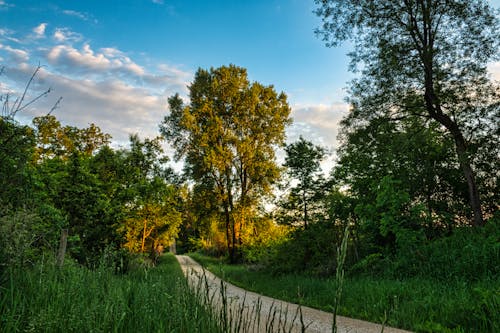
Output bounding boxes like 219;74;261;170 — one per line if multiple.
176;255;412;333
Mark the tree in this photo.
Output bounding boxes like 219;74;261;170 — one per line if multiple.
1;65;49;208
0;118;36;207
333;115;470;231
315;0;500;226
282;136;326;229
0;66;66;269
160;65;291;262
33;115;111;161
119;135;181;254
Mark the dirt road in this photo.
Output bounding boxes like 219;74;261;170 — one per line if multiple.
176;255;412;333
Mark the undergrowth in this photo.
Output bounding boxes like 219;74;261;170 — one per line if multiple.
190;252;500;333
0;253;221;332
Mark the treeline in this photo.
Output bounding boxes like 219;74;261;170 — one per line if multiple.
1;99;182;271
172;0;500;283
2;0;499;286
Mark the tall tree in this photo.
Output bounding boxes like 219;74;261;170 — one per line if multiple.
315;0;500;226
282;136;326;229
160;65;291;262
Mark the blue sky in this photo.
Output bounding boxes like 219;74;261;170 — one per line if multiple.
1;0;499;158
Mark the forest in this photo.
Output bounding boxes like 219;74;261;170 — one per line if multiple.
1;1;499;332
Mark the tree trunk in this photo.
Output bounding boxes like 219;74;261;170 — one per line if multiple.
452;134;484;227
423;64;484;227
223;202;233;261
303;189;308;229
56;228;68;267
226;174;239;263
429;111;484;226
141;219;147;252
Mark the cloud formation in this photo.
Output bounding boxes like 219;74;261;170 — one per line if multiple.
32;23;47;38
288;103;348;149
488;61;500;81
1;23;348;153
53;28;83;43
1;24;192;145
0;43;29;62
0;1;14;9
62;9;96;23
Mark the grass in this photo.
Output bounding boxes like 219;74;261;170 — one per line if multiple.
0;253;221;332
189;252;500;333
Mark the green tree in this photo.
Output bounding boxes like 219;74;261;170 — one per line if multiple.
160;65;291;262
282;136;326;229
119;135;181;254
33;115;111;161
0;66;65;270
31;117;118;264
0;118;36;208
315;0;500;226
334;116;468;232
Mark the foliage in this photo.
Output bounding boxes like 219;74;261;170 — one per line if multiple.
268;221;344;276
354;175;426;254
118;135;181;255
32;114;111;161
0;117;36;208
278;136;327;229
315;0;500;226
334;117;471;233
1;68;182;268
161;64;291;262
0;208;42;272
352;216;500;282
239;215;290;265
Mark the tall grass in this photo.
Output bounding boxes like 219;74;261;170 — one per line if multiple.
1;253;310;333
190;253;500;332
332;225;349;333
0;254;221;332
182;257;310;332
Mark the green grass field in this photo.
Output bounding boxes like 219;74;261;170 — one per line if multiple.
0;254;221;332
189;252;500;333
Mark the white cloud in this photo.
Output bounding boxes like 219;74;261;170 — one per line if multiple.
288;103;348;149
47;44;113;71
53;30;65;42
1;27;192;146
53;28;82;43
32;23;47;38
0;43;29;62
35;73;165;143
488;61;500;81
43;42;191;94
62;10;88;21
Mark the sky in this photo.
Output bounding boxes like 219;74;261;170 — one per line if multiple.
1;0;499;166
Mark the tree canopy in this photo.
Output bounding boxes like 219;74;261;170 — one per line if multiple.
315;0;500;226
160;65;291;262
281;136;327;229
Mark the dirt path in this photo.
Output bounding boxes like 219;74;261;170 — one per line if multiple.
176;255;412;333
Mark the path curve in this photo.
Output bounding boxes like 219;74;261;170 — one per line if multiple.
176;255;412;333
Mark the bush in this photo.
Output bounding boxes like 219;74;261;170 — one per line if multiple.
267;221;344;276
0;208;43;271
351;216;500;282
